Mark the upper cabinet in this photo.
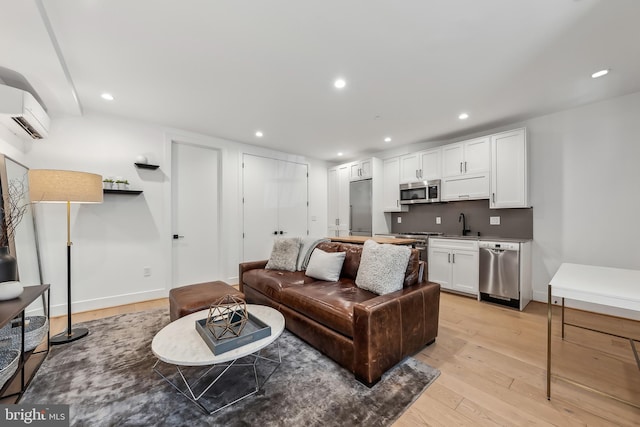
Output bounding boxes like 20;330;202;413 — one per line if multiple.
442;137;490;178
382;157;409;212
399;147;441;183
490;128;529;208
349;159;372;181
441;137;490;201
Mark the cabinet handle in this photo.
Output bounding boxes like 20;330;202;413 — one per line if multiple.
464;161;467;173
448;253;451;263
419;169;423;179
273;231;278;235
492;193;495;203
460;162;463;173
396;199;399;207
452;253;455;263
336;218;339;226
416;170;419;179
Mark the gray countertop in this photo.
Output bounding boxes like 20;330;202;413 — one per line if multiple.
434;235;532;243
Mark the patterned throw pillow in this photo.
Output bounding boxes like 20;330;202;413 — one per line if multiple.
355;240;411;295
265;237;301;272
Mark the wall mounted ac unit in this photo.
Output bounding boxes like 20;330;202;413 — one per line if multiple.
0;84;50;140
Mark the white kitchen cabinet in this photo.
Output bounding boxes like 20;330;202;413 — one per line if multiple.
382;157;408;212
428;238;479;296
327;164;350;236
399;147;441;183
490;128;529;208
349;158;372;181
441;137;490;201
442;137;490;178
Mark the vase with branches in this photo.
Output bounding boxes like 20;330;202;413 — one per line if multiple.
0;176;29;285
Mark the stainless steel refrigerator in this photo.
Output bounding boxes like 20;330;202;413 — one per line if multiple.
349;179;372;236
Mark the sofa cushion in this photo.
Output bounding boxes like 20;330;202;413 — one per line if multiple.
280;280;376;338
242;269;313;302
356;240;411;295
305;249;346;281
265;237;301;272
316;241;362;280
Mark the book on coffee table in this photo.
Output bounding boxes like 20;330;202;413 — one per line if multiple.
195;312;272;355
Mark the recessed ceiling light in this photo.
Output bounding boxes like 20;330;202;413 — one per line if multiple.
337;152;343;156
591;69;609;79
334;78;346;89
101;93;114;101
458;113;469;120
384;137;392;143
255;131;263;137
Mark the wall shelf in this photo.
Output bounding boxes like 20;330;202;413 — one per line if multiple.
103;189;143;195
134;163;159;170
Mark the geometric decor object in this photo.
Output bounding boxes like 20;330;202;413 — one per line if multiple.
206;294;248;340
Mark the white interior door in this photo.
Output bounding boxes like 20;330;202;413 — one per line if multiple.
242;155;308;262
242;155;278;262
277;160;308;237
171;142;220;288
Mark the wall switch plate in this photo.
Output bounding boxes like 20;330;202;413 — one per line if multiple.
490;216;501;225
143;267;151;277
397;217;402;224
436;217;441;224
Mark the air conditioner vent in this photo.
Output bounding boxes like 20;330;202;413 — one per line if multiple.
11;116;44;139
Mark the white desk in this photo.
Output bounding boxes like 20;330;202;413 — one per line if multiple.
546;263;640;408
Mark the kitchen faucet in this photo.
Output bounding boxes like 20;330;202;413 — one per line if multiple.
459;213;471;236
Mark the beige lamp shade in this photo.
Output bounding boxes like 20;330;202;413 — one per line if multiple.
28;169;104;203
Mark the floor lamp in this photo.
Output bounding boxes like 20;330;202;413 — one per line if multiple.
28;169;103;345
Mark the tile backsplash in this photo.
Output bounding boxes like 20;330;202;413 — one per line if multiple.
391;199;533;239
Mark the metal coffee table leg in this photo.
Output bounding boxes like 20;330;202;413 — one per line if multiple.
153;341;282;415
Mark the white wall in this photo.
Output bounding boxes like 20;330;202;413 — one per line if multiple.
2;113;328;316
373;91;640;318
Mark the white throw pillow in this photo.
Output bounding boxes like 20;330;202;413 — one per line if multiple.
265;237;301;272
355;240;411;295
305;249;346;282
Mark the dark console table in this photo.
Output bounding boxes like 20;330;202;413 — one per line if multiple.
0;284;50;403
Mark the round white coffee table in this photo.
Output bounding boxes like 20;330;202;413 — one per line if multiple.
152;304;285;414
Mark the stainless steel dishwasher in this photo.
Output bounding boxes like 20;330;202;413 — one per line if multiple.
479;241;521;309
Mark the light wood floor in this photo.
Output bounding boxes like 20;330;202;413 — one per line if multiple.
50;293;640;426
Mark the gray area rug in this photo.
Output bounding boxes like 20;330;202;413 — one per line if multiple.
21;308;439;426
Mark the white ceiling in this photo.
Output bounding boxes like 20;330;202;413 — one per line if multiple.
1;0;640;161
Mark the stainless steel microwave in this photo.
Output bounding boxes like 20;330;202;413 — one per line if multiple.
399;180;441;204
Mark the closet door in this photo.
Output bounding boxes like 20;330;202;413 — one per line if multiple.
242;155;278;262
277;160;308;238
243;155;308;262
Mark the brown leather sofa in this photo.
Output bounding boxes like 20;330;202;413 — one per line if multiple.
239;241;440;386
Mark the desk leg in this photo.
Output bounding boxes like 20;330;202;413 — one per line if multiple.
561;298;565;340
547;283;552;400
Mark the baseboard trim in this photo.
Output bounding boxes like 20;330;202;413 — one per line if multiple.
28;288;168;318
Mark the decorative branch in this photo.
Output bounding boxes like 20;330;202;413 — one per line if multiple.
0;177;30;247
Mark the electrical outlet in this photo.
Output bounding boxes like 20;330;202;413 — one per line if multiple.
143;267;151;277
436;217;441;224
490;216;501;225
397;216;402;224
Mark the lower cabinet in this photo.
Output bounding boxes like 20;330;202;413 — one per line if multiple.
428;239;479;296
